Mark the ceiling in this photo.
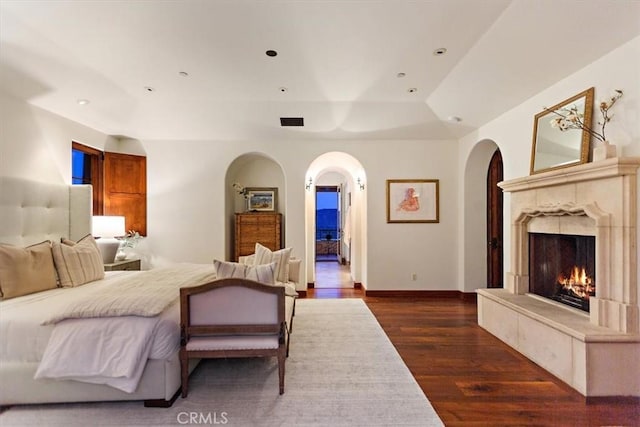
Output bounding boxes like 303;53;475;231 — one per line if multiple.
1;0;639;142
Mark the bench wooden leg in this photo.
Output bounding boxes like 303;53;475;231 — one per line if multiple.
278;348;286;395
180;350;189;398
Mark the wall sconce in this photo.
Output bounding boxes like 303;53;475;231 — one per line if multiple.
305;177;313;191
357;177;365;191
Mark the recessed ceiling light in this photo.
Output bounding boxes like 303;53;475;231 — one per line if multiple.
279;87;288;93
408;88;417;93
266;50;278;57
447;116;462;123
77;99;90;105
433;47;447;56
397;72;406;78
178;71;189;77
144;86;155;92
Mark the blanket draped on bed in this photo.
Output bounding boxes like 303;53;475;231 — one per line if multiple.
42;264;217;325
34;264;217;393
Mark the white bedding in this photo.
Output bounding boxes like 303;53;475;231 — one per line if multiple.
34;312;162;392
1;271;133;362
43;263;217;324
0;264;216;393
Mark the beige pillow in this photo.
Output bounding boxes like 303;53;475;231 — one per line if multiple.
214;260;276;285
0;241;58;300
253;243;292;283
52;234;105;288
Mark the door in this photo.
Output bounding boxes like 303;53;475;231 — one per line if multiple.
315;186;340;262
487;149;503;288
336;184;342;262
104;152;147;235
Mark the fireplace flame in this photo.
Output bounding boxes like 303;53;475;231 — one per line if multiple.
557;266;595;299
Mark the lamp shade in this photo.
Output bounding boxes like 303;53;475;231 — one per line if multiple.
92;216;125;238
92;216;125;264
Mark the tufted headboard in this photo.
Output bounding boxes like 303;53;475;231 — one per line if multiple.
0;177;92;247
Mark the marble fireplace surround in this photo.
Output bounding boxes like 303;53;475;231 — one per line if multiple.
477;157;640;397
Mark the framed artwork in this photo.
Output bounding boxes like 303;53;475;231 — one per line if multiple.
246;187;278;212
386;179;439;223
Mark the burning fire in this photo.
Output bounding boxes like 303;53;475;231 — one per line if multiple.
557;266;595;299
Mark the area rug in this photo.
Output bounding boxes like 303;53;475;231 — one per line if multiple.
0;299;443;426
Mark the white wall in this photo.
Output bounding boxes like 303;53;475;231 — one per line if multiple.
458;36;640;292
143;138;459;290
0;91;117;183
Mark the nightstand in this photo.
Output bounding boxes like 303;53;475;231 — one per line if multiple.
104;258;141;271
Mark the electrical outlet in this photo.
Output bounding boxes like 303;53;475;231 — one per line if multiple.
411;273;417;281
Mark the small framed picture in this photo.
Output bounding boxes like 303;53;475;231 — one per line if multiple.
386;179;439;223
246;187;278;212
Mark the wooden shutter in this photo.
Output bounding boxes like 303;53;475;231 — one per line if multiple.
104;152;147;236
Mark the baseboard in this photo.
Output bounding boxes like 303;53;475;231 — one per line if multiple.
354;282;362;289
307;282;314;289
585;395;640;404
365;290;477;301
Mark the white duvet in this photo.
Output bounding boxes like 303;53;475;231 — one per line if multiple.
1;263;217;393
34;313;163;392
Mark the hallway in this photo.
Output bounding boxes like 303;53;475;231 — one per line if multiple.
313;260;354;291
310;259;362;299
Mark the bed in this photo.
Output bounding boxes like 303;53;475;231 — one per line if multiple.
0;177;205;407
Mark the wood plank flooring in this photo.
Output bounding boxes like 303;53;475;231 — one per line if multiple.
305;288;640;426
313;260;354;288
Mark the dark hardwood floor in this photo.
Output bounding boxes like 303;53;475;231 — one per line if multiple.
305;287;640;426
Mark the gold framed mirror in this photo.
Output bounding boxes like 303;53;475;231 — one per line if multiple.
530;87;594;174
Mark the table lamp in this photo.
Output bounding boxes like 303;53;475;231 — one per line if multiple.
92;215;125;263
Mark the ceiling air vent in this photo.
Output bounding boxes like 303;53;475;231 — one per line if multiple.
280;117;304;127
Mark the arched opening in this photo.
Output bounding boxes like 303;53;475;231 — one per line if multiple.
225;153;285;261
462;140;502;292
305;152;367;290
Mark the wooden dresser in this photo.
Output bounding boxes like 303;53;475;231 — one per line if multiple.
234;212;282;261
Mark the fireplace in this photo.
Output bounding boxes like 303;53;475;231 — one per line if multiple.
529;233;595;312
477;158;640;397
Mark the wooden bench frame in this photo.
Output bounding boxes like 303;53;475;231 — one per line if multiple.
179;278;287;397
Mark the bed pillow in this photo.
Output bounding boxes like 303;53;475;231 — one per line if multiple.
0;241;58;300
52;234;105;288
253;243;292;283
214;260;276;285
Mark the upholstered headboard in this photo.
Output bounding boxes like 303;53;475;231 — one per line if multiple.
0;177;92;246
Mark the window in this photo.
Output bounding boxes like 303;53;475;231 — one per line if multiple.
71;150;91;185
71;142;103;215
72;142;148;235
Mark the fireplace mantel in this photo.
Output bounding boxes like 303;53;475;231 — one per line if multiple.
499;157;640;193
477;157;640;397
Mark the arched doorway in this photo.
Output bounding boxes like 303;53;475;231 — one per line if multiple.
462;140;502;292
305;152;367;290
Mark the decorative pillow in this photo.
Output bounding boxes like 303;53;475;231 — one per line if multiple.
52;234;105;288
0;241;58;300
214;260;276;285
253;243;292;283
213;259;247;278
